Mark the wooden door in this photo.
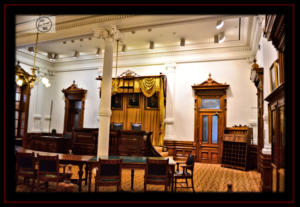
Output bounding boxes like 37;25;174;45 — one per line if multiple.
198;107;224;163
192;74;229;164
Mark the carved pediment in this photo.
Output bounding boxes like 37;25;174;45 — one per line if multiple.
119;70;140;79
192;73;229;91
62;80;87;95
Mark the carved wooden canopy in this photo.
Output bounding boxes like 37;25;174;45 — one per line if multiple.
192;73;229;91
62;80;87;100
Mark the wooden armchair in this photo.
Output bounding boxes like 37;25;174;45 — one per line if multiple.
173;154;195;192
15;152;36;192
94;158;123;192
144;158;170;192
36;154;65;192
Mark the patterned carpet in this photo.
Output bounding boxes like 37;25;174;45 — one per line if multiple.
16;163;262;193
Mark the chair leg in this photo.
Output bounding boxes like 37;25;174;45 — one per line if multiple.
36;178;40;192
144;183;146;192
95;183;98;192
185;178;188;187
191;177;195;193
31;178;35;192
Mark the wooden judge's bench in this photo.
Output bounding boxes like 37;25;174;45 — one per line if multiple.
24;128;160;157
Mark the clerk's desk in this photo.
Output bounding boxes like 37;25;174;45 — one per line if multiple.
15;146;175;192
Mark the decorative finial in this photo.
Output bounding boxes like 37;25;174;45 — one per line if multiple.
209;73;212;79
73;80;75;84
252;58;259;69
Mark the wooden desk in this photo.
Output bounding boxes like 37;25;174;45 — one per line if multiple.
87;156;176;192
15;146;93;192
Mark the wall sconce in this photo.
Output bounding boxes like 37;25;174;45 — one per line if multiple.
73;51;79;59
214;32;226;43
216;20;224;30
96;48;101;56
149;41;154;49
180;38;185;46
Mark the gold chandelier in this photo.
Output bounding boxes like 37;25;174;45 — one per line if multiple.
16;33;51;88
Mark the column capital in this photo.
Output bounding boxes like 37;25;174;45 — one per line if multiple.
93;25;123;42
164;62;176;71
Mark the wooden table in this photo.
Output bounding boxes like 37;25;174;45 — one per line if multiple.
87;156;176;192
15;146;93;192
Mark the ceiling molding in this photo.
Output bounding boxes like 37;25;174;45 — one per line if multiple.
50;45;252;72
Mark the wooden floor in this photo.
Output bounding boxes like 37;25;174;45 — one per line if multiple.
16;162;262;192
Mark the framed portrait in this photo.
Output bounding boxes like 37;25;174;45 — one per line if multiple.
111;94;122;109
128;93;139;108
145;93;159;109
270;60;279;91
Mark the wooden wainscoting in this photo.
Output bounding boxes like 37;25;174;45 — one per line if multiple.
164;140;196;162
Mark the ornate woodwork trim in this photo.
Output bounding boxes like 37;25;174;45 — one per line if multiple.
164;140;196;161
264;15;285;52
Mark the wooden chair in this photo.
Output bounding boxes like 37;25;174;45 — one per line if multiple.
173;154;195;192
36;154;65;192
94;159;123;192
15;152;36;192
144;158;170;192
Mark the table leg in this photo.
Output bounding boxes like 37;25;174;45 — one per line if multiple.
88;165;93;192
78;163;83;192
85;164;88;185
131;169;134;191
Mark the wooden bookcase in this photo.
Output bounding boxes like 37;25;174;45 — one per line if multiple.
221;126;252;170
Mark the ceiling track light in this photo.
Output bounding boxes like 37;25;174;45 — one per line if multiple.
180;37;185;46
216;20;224;30
149;41;154;49
96;48;101;56
73;51;79;59
28;47;34;54
214;32;226;44
47;52;58;61
219;32;225;43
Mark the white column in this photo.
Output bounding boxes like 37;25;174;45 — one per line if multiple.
164;62;176;140
94;25;122;157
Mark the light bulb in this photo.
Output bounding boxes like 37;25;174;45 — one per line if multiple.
17;79;23;86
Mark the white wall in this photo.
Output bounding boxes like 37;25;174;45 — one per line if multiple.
173;60;257;141
18;54;258;143
255;33;278;154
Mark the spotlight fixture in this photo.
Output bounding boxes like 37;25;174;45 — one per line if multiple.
216;20;224;30
180;38;185;46
121;44;127;52
96;48;101;56
149;41;154;49
47;52;58;61
73;51;79;59
214;32;226;43
28;47;34;54
219;32;225;43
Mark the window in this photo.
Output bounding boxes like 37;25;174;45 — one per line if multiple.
201;99;220;109
212;115;218;144
202;115;208;143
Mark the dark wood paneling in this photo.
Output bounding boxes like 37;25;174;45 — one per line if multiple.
260;153;272;192
164;140;196;162
248;145;258;170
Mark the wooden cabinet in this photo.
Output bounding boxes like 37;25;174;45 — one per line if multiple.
62;81;87;135
265;83;285;192
26;134;69;153
221;126;253;170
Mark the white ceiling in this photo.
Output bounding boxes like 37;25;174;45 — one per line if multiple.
16;15;254;63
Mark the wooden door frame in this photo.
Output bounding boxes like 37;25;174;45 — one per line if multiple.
192;74;229;163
